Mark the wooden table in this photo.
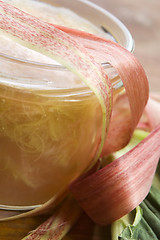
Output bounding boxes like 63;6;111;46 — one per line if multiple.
0;0;160;239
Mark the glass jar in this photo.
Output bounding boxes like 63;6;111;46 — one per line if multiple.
0;0;134;212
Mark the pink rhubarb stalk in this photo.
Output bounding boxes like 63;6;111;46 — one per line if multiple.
143;94;160;130
0;1;149;155
70;125;160;225
50;25;149;154
0;0;112;161
137;93;160;131
22;197;81;240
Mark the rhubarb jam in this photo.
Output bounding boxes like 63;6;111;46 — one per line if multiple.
0;82;102;206
0;0;107;207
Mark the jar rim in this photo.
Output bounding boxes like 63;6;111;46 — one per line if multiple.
0;0;134;70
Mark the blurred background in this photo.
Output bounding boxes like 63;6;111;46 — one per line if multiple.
90;0;160;92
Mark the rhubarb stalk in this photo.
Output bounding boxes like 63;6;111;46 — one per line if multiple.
0;0;112;161
22;196;81;240
70;125;160;225
50;26;149;154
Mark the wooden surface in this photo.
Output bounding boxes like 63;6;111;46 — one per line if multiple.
0;0;160;239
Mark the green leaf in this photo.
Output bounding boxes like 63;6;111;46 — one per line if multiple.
111;207;142;240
